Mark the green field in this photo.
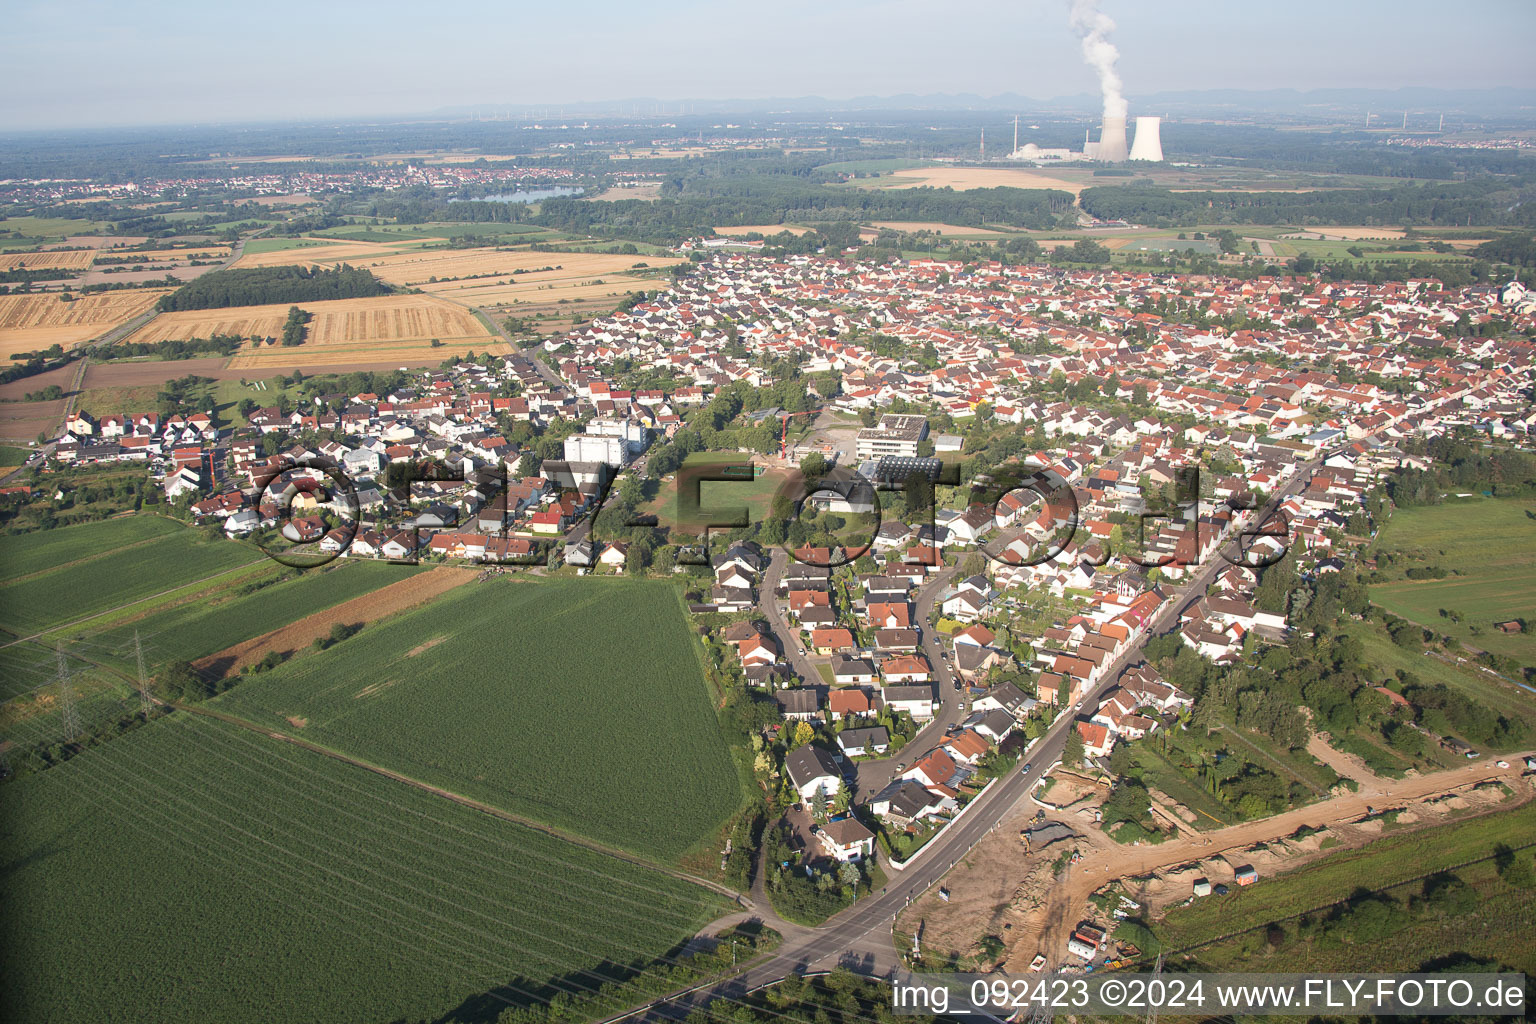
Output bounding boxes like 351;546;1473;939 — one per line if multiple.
213;578;743;861
643;454;792;534
1154;798;1536;973
0;445;30;467
0;517;264;637
0;713;727;1024
96;560;421;668
1370;496;1536;663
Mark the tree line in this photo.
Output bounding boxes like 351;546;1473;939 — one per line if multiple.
156;264;391;311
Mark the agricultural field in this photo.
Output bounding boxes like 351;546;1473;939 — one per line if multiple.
713;224;813;237
874;165;1089;195
121;293;504;370
213;578;743;862
0;289;168;356
232;238;414;267
1153;798;1536;973
0;516;265;639
0;713;729;1024
1370;495;1536;663
0;249;95;271
353;246;683;319
83;560;423;671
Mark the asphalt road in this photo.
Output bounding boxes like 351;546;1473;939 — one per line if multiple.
621;453;1327;1022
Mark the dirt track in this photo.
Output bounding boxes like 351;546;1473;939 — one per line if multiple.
192;565;477;677
900;754;1535;969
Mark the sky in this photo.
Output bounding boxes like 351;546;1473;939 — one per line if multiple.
0;0;1531;130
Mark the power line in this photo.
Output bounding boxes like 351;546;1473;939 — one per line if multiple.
56;647;79;743
133;631;153;716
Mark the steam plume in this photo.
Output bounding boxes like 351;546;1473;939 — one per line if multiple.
1069;0;1127;120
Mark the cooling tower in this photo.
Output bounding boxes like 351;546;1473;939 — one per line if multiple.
1096;115;1128;162
1129;116;1164;162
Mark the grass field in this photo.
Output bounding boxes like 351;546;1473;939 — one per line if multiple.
212;578;743;861
121;293;504;369
0;517;264;638
0;713;728;1024
0;289;168;355
1370;495;1536;663
642;454;793;534
1153;798;1536;973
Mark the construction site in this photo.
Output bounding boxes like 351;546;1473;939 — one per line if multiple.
895;750;1536;974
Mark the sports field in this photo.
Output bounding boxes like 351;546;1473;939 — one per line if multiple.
213;578;743;861
0;713;727;1024
0;290;168;355
1370;496;1536;663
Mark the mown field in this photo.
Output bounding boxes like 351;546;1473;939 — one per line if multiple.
0;517;264;637
0;289;168;355
213;578;742;861
1154;798;1536;973
0;713;728;1024
1370;495;1536;663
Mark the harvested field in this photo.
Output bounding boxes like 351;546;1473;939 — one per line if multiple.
883;166;1087;194
0;250;94;271
361;247;683;290
247;193;316;206
0;290;168;355
0;398;66;441
714;224;812;236
80;357;243;388
1280;227;1407;240
98;245;233;261
121;294;501;369
869;220;1011;236
232;240;410;269
192;565;478;678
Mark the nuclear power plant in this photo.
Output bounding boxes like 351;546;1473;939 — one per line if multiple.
1008;112;1164;164
1128;116;1163;162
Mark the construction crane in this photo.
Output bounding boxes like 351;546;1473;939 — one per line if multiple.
777;409;819;460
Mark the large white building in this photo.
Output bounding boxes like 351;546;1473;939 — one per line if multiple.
855;414;928;460
563;433;627;466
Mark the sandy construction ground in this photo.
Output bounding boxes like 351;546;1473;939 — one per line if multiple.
0;250;95;271
0;290;168;356
191;565;479;678
885;166;1087;195
899;754;1534;970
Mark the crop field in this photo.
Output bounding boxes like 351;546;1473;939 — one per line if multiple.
0;713;728;1024
84;560;424;673
0;515;185;582
866;220;1012;237
1153;799;1536;973
214;578;743;861
0;249;95;271
0;518;264;638
1370;496;1536;663
97;244;233;261
121;294;504;369
0;290;168;355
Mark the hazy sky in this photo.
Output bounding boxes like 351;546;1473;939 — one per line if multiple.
1;0;1531;130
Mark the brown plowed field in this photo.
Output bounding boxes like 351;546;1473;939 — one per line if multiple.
191;565;478;677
